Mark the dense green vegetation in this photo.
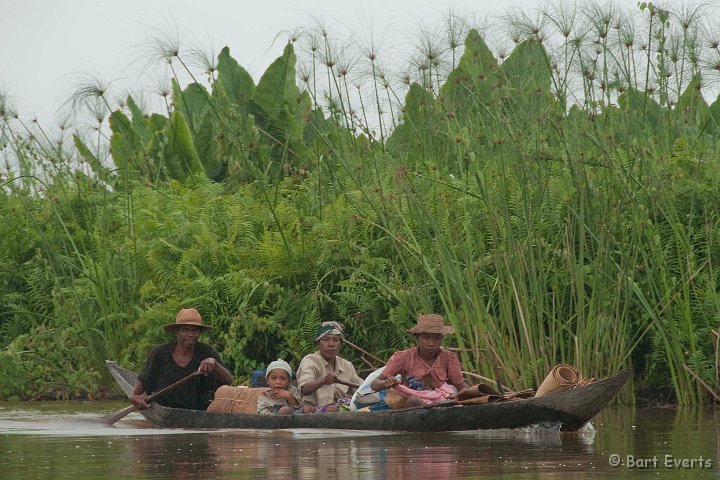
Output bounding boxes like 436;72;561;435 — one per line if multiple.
1;2;719;404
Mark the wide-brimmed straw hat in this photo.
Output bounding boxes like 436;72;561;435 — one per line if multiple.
164;308;212;333
407;314;454;335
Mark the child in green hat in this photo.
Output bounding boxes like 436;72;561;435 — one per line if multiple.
257;359;301;415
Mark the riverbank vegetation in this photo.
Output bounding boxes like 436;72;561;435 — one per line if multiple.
1;2;719;404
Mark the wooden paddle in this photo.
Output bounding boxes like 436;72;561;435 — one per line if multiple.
102;371;202;425
390;399;458;412
335;378;361;389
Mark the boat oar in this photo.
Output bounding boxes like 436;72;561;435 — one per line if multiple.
390;399;458;412
494;366;510;396
102;371;202;425
335;379;361;389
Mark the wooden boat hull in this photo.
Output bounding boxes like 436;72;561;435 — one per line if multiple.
106;360;629;432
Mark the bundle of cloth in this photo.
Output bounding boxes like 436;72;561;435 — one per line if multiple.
384;382;457;409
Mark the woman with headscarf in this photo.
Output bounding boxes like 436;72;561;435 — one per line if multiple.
296;321;363;413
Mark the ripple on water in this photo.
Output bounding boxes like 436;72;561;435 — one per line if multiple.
0;401;212;436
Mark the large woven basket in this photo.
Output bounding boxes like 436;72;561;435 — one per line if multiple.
207;386;267;414
384;388;407;410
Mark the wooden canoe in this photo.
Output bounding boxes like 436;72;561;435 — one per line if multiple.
105;360;629;432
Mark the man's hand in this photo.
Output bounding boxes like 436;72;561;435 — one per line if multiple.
131;393;151;410
198;357;218;376
322;372;338;385
371;375;399;391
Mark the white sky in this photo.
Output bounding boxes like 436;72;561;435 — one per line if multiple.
0;0;707;127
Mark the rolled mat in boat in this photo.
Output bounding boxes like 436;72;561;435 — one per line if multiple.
535;364;582;397
456;385;536;405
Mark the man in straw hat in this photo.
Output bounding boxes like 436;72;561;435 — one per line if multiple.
296;321;364;413
131;308;233;411
370;314;468;408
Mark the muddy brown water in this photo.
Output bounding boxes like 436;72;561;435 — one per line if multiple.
0;402;718;479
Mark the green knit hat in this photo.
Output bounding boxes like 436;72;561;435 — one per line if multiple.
265;359;292;378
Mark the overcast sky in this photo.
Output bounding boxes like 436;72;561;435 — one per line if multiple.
0;0;705;127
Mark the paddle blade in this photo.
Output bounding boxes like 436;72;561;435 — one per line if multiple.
101;369;200;425
101;404;138;425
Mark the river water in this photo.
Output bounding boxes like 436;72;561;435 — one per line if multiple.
0;402;718;479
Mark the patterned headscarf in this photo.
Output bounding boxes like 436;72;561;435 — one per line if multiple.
315;321;344;341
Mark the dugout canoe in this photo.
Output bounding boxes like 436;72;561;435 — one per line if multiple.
105;360;629;432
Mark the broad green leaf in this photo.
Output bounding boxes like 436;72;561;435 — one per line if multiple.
126;95;151;144
404;83;437;126
252;42;298;116
216;46;255;106
148;113;169;133
495;39;556;139
617;87;661;128
387;83;452;160
251;42;305;151
172;79;212;133
165;111;206;181
500;39;551;92
194;113;225;180
708;93;720;131
109;110;143;177
440;29;498;106
73;134;112;182
676;74;709;130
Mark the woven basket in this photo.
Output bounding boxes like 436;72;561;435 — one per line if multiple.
384;388;407;410
207;386;267;413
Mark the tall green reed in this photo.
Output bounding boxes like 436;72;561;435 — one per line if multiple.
305;2;720;403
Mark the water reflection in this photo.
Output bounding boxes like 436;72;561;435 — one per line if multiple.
189;425;598;480
1;404;719;479
126;433;228;479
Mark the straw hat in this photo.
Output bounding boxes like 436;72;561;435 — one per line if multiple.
407;314;454;335
164;308;211;333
